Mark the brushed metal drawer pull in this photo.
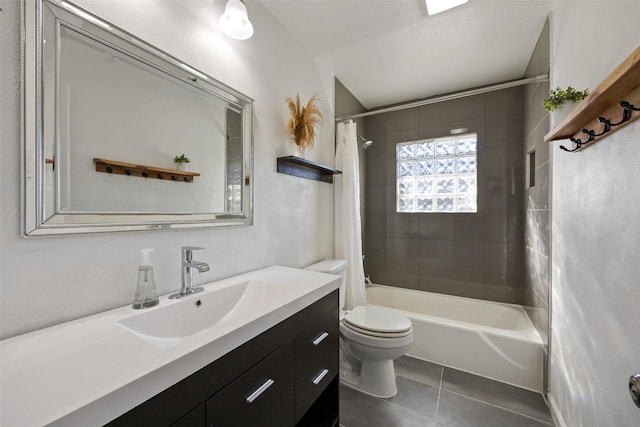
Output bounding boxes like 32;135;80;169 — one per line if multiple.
312;332;329;346
312;369;329;385
245;378;275;403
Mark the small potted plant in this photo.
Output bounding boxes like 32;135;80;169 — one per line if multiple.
173;154;191;171
542;86;590;112
285;94;322;158
542;86;589;127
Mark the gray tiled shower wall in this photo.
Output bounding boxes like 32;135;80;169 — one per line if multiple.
363;87;526;304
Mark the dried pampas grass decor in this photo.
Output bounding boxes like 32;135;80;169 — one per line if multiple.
285;94;322;151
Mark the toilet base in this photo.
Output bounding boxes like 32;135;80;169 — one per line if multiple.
340;359;398;398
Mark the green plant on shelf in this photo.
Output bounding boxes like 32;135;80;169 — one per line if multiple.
542;86;590;112
173;154;191;164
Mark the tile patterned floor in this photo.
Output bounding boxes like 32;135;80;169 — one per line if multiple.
340;356;554;427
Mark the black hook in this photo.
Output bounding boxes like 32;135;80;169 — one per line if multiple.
601;107;631;127
620;101;639;111
580;128;596;142
125;169;132;176
106;167;113;173
560;140;583;152
592;117;611;137
570;131;594;146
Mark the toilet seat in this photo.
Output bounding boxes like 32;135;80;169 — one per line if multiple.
343;305;412;338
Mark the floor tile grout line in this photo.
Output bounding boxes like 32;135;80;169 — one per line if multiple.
353;372;440;423
381;377;440;422
439;380;548;409
434;366;444;420
395;372;442;390
443;389;554;425
384;396;436;420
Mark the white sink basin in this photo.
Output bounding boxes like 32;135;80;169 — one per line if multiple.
118;280;249;347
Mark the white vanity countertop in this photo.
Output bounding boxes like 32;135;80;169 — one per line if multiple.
0;266;340;427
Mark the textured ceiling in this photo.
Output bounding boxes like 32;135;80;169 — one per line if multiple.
261;0;555;109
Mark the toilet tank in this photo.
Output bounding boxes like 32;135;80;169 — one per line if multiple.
304;259;347;309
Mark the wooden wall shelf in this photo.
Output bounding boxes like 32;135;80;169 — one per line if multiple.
276;156;342;183
545;45;640;151
93;158;200;183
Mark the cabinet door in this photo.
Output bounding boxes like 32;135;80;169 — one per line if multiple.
294;308;339;423
206;340;294;427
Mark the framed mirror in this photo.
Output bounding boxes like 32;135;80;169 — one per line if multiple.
23;0;254;236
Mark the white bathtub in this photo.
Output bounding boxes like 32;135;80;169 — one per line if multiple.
366;284;543;392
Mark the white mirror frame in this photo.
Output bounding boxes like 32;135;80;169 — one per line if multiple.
22;0;254;236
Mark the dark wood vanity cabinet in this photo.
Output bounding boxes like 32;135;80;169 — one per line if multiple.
107;290;339;427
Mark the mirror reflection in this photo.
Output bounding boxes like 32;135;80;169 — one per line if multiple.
25;0;253;235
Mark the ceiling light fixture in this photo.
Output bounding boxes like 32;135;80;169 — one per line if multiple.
425;0;469;16
218;0;254;40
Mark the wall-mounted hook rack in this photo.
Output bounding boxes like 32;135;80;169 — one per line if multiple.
560;101;640;152
93;158;200;183
545;45;640;152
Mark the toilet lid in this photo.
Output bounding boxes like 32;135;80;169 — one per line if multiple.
343;305;412;334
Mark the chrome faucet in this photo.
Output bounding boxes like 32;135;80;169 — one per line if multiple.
169;246;210;299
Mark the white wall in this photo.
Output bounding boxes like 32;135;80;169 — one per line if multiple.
549;1;640;426
0;0;336;338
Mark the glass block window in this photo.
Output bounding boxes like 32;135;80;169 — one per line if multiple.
396;133;477;213
225;162;243;213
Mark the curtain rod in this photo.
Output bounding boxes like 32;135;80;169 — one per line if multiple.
335;74;549;122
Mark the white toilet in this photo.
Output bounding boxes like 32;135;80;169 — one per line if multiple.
305;259;413;398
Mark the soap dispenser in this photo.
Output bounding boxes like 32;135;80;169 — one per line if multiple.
132;248;159;309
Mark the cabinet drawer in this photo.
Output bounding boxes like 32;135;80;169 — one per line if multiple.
295;308;339;380
294;366;337;424
294;308;339;423
206;340;294;427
